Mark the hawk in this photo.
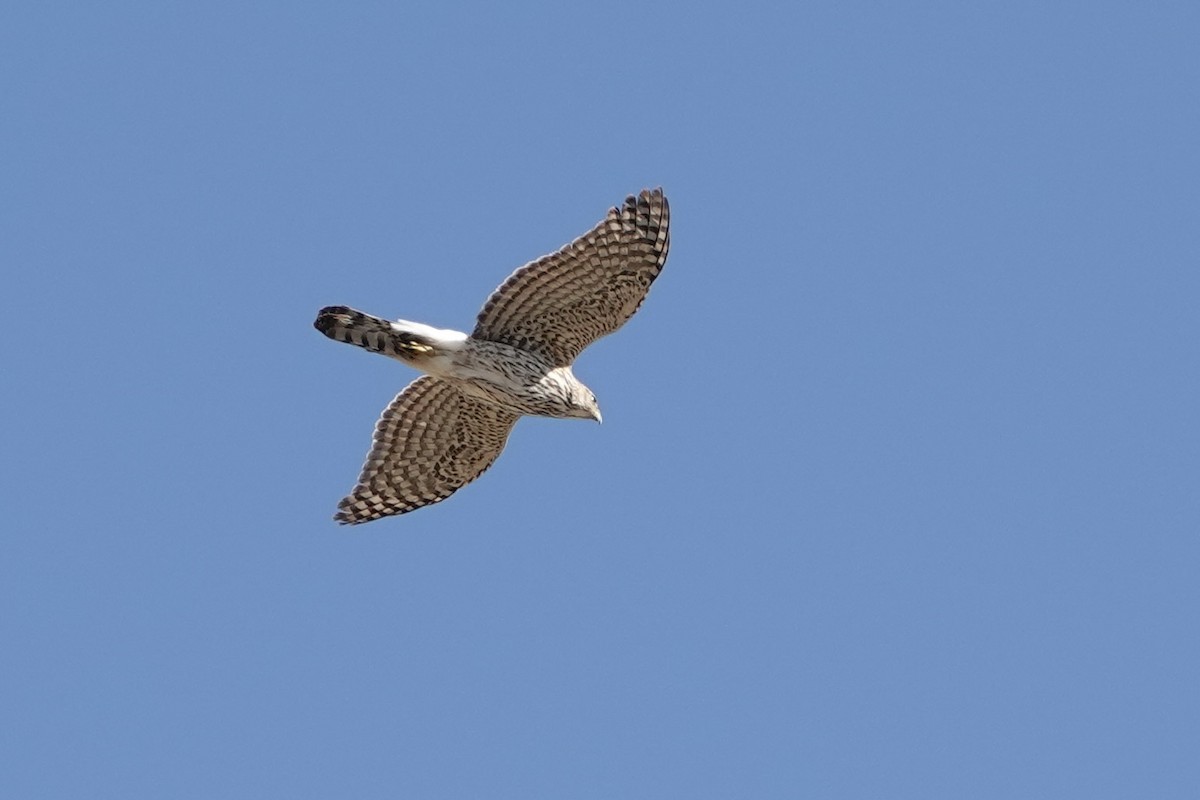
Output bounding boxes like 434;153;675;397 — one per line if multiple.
314;188;670;524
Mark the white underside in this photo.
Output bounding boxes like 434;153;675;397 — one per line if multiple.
391;318;468;344
384;321;593;419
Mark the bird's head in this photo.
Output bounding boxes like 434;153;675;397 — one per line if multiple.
572;386;603;424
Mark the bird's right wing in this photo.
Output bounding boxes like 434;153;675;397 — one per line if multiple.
472;188;669;367
333;377;519;524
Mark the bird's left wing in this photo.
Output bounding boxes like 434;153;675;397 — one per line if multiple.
334;376;519;524
472;188;669;367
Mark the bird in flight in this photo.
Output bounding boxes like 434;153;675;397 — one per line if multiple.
314;188;670;524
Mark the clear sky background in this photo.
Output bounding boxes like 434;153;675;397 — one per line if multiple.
4;3;1198;798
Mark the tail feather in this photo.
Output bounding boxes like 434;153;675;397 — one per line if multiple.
314;306;435;360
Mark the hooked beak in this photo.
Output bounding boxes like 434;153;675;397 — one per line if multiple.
592;407;603;424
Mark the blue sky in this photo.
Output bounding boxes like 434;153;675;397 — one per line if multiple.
4;2;1198;797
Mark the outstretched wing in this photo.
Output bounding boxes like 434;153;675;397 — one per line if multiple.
472;188;670;366
334;377;519;524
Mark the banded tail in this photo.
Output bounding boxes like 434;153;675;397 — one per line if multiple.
314;306;438;361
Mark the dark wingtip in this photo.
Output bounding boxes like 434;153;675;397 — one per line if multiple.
333;503;358;525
